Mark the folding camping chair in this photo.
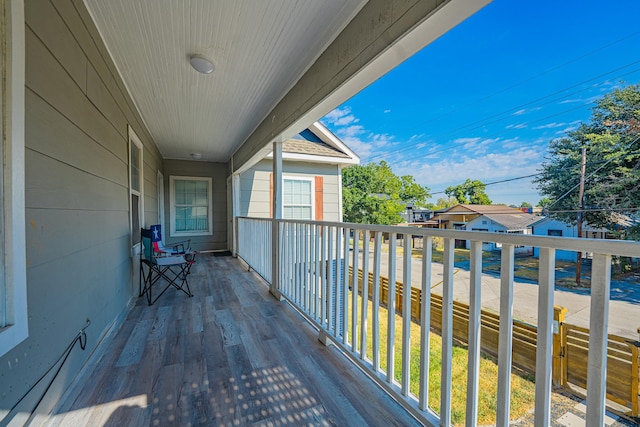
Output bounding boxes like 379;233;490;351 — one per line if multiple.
139;225;197;305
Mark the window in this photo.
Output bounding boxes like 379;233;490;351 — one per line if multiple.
170;176;213;236
283;177;314;220
129;127;143;249
548;229;563;237
0;0;28;357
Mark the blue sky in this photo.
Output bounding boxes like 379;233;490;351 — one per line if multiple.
321;0;640;206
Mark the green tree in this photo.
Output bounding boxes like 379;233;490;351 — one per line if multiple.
520;201;532;208
537;197;552;208
435;196;459;209
342;161;430;224
445;179;492;205
535;84;640;239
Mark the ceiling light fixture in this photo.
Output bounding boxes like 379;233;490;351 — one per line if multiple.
189;54;214;74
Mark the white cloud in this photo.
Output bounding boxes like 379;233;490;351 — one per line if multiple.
384;109;391;113
512;107;541;116
462;137;499;155
394;146;544;191
533;122;566;130
559;98;582;104
452;137;481;145
323;106;359;126
506;123;527;129
340;136;374;158
337;125;365;138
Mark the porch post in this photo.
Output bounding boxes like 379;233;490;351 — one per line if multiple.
231;173;240;257
271;141;283;299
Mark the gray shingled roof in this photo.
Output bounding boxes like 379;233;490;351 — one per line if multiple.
283;138;350;158
480;212;540;230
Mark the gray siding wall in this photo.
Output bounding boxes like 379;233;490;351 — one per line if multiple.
0;0;162;420
239;159;341;221
163;160;227;251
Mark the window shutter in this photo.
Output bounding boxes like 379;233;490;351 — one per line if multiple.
315;176;323;220
269;173;273;218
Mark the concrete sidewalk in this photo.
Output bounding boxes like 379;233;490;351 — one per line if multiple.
363;251;640;340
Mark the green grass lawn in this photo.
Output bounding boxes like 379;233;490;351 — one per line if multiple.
346;292;536;425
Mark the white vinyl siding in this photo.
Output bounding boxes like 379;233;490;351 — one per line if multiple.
283;177;314;220
170;176;213;236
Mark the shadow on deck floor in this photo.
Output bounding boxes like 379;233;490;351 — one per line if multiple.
43;254;419;427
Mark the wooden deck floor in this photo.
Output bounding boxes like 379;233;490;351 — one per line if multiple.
44;254;420;426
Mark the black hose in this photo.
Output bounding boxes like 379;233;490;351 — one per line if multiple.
0;318;90;426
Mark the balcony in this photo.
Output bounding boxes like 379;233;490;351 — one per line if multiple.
41;218;639;427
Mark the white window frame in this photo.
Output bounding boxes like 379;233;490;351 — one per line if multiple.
128;126;144;254
157;170;165;241
283;176;315;220
0;0;27;358
170;176;213;237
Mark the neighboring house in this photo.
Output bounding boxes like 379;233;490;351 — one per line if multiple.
531;217;611;261
402;206;436;224
429;204;539;248
465;211;539;252
238;122;359;221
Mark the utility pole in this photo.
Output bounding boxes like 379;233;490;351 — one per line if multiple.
575;146;586;286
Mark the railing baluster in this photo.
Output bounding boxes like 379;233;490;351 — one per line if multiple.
496;243;515;427
360;230;370;360
402;234;412;396
334;226;342;338
288;222;293;297
315;224;321;319
419;236;432;411
268;220;271;281
296;223;302;306
311;224;316;317
351;229;360;354
372;231;382;373
321;225;328;328
288;222;293;301
441;237;454;425
309;224;313;311
306;223;311;312
387;232;397;384
535;247;555;426
466;240;483;425
586;253;612;427
342;227;350;345
326;226;333;332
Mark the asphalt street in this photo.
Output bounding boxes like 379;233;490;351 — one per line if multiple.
361;250;640;340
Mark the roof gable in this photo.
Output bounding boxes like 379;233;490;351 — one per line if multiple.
267;121;360;166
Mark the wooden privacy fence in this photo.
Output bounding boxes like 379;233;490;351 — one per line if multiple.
349;267;640;418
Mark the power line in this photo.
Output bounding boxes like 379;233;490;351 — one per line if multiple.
544;134;640;209
367;62;640;163
546;207;640;214
430;173;540;196
404;31;640;132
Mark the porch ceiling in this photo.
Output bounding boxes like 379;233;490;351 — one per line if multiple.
83;0;366;162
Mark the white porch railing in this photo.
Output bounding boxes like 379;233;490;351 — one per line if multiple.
236;216;639;427
236;216;272;283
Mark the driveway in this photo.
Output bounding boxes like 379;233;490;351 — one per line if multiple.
362;250;640;340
